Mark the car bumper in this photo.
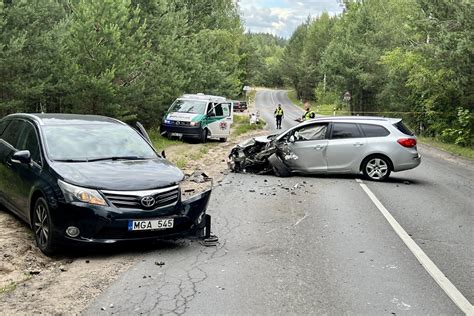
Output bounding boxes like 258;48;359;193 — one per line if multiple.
394;153;421;172
160;123;202;139
50;190;212;245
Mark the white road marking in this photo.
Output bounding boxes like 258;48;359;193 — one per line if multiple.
294;213;309;226
270;90;277;106
356;179;474;315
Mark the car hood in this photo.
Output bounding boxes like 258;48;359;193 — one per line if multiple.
50;159;184;190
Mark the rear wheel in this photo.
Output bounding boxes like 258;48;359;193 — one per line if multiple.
32;197;56;255
219;137;227;142
362;156;391;181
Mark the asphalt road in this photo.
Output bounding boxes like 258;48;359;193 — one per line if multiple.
85;90;473;315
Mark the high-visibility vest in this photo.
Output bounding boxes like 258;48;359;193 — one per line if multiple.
304;110;315;120
275;108;284;116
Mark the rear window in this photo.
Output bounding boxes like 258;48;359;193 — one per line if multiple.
359;124;390;137
331;123;362;139
393;121;414;136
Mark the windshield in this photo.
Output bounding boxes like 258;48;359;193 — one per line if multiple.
43;125;157;161
169;99;207;114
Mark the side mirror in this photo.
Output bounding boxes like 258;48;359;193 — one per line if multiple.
289;135;296;143
12;150;31;164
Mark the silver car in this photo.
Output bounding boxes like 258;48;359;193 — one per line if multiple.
229;116;421;181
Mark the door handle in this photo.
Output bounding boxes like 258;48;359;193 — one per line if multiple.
314;145;324;150
353;142;364;147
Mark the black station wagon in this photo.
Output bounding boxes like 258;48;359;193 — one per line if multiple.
0;114;212;255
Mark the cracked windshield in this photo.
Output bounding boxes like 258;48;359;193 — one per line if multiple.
0;0;472;315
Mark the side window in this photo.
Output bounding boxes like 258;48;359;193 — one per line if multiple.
214;104;224;116
17;123;41;163
331;123;362;139
221;103;230;117
294;124;328;141
1;120;24;148
0;120;10;136
207;103;215;116
360;124;390;137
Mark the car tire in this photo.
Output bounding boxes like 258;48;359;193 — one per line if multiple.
268;153;291;177
200;128;208;143
362;155;391;181
32;197;57;255
219;137;227;142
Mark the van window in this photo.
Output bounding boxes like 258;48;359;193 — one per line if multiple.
169;99;207;114
222;103;230;116
331;123;362;139
360;124;390;137
214;104;224;116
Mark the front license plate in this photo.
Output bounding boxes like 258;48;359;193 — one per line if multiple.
128;219;174;231
170;132;183;137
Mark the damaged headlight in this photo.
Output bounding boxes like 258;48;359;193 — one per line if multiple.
58;180;107;206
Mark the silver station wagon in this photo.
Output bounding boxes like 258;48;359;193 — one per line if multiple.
229;116;421;181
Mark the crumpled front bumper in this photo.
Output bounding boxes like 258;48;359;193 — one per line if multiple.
51;189;213;245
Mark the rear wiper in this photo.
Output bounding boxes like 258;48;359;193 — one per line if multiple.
87;156;148;162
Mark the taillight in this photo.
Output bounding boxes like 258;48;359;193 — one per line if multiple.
397;138;417;148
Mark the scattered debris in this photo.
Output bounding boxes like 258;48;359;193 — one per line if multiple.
29;271;41;275
154;261;165;267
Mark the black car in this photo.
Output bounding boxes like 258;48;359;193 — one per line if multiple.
0;114;212;255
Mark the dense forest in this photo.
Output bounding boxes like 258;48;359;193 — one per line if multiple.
281;0;472;146
1;0;472;145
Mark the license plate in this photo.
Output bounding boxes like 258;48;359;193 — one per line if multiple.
170;132;183;137
128;219;174;231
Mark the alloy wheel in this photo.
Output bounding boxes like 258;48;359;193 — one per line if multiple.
365;158;389;180
34;201;50;248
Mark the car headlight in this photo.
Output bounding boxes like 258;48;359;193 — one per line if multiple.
190;121;200;127
164;119;172;125
58;180;107;206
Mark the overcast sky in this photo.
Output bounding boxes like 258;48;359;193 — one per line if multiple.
238;0;344;38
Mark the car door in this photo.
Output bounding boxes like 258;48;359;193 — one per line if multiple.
283;123;329;173
326;122;367;172
0;119;26;214
14;121;44;216
206;103;232;138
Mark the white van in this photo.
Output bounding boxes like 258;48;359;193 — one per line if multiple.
160;94;233;142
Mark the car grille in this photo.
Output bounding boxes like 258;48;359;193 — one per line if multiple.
101;185;179;210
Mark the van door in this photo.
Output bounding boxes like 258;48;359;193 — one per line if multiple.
206;103;232;138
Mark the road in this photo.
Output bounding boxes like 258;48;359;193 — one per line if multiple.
85;90;473;315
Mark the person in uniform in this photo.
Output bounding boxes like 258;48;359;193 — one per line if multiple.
302;101;315;121
274;104;284;129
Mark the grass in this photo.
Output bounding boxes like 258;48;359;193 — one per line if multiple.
418;137;474;160
0;282;17;295
287;90;350;115
232;114;265;137
149;129;182;152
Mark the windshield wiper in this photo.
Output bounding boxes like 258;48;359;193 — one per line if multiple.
87;156;148;162
54;159;89;163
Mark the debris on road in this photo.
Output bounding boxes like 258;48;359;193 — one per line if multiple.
154;261;165;267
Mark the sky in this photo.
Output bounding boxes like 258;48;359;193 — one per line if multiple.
238;0;344;38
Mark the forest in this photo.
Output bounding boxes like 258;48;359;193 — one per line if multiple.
0;0;472;145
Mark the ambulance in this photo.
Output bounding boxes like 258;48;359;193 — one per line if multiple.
160;94;233;142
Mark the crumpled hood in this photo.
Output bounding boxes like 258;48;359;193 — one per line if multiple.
51;159;184;190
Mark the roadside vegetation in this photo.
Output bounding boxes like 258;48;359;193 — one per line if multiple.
418;137;474;160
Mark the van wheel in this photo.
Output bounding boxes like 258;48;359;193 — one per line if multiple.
200;129;208;143
362;155;391;181
219;137;227;142
32;197;57;255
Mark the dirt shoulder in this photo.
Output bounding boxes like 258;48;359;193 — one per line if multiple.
0;112;268;315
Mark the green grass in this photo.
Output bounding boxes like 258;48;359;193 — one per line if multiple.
0;282;17;295
232;114;265;136
149;129;182;151
418;137;474;160
287;90;349;115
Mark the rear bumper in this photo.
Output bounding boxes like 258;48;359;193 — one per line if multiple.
394;153;421;172
160;123;202;138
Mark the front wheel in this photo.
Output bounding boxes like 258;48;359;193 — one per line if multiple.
32;197;57;255
219;137;227;142
200;128;208;143
362;156;391;181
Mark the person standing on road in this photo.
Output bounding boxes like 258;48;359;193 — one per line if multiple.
302;101;316;121
274;104;284;129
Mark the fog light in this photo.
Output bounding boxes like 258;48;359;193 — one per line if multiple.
66;226;80;238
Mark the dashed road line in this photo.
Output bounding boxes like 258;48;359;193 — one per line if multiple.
355;178;473;315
